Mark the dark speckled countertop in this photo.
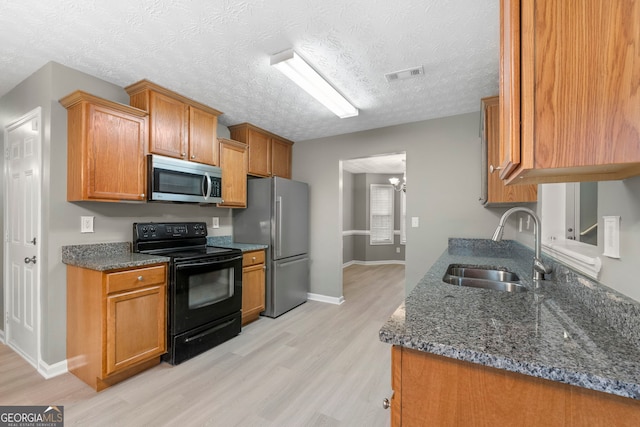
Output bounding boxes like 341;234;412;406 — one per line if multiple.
379;238;640;400
62;242;169;271
207;236;268;252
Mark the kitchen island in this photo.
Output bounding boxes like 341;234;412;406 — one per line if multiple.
380;239;640;425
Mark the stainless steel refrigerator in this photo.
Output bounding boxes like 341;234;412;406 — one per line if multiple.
233;177;309;318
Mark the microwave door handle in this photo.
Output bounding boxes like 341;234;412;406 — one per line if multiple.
205;173;212;198
201;173;212;200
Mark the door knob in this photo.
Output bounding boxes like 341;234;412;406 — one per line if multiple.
24;256;37;264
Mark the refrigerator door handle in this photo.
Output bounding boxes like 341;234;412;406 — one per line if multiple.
276;196;283;258
277;256;309;267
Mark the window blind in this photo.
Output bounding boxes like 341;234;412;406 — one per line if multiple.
370;184;394;245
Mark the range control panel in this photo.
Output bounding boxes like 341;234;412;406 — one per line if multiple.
133;222;208;241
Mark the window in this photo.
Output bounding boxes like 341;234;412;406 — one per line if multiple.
370;184;394;245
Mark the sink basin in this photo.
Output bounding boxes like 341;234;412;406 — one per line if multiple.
442;264;527;293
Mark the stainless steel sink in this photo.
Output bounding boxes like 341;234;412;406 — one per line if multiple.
443;264;527;292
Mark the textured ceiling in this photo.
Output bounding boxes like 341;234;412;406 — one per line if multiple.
0;0;499;142
343;153;406;174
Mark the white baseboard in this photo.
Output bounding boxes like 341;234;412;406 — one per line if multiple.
0;329;5;343
38;358;68;379
342;260;406;268
307;293;345;305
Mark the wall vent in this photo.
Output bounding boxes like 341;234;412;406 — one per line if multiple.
384;66;425;83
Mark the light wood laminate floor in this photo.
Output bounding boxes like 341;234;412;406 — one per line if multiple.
0;264;405;426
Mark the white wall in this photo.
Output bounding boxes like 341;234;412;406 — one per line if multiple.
292;113;512;300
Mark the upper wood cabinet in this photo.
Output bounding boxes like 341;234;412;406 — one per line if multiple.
60;91;148;202
125;79;222;166
499;0;640;185
481;96;537;205
217;138;248;208
271;136;293;179
228;122;294;179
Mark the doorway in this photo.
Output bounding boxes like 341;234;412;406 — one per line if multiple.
340;153;406;300
3;107;42;369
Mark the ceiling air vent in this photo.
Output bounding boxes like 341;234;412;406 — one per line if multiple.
384;66;425;83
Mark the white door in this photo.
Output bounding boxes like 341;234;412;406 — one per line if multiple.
4;107;41;367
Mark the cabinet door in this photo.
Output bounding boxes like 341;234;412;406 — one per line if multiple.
149;91;188;159
241;263;265;325
271;137;292;179
530;0;640;170
500;0;640;184
218;139;247;208
483;97;537;204
498;0;522;180
86;104;147;201
247;128;271;177
105;284;166;376
188;106;219;165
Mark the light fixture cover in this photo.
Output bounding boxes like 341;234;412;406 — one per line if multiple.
271;49;358;118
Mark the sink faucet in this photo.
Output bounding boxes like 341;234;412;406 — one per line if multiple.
492;207;552;280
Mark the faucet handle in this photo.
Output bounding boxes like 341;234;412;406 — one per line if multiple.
533;257;552;280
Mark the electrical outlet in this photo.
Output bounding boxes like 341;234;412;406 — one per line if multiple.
411;217;419;228
396;247;401;253
212;217;220;229
81;216;94;233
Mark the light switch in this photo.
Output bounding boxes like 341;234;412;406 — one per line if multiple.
411;217;419;228
212;217;220;229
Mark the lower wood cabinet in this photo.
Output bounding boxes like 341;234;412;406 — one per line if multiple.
241;250;265;326
67;263;167;391
390;345;640;426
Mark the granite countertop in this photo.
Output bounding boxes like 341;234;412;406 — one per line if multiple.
207;236;268;252
62;242;169;271
379;238;640;400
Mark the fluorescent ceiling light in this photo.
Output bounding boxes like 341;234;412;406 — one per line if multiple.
271;49;358;119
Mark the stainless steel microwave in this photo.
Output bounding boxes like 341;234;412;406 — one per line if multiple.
148;154;222;204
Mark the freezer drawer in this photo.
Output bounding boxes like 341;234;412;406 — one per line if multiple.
268;255;309;317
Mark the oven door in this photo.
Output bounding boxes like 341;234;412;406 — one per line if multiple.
172;255;242;335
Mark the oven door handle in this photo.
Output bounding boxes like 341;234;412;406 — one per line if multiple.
184;318;237;343
175;255;243;270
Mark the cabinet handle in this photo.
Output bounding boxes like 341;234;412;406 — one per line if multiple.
489;164;503;174
382;398;391;409
252;256;256;261
181;152;186;157
191;155;196;159
137;276;143;281
140;193;145;198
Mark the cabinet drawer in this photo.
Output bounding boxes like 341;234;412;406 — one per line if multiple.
243;250;265;267
106;265;166;294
